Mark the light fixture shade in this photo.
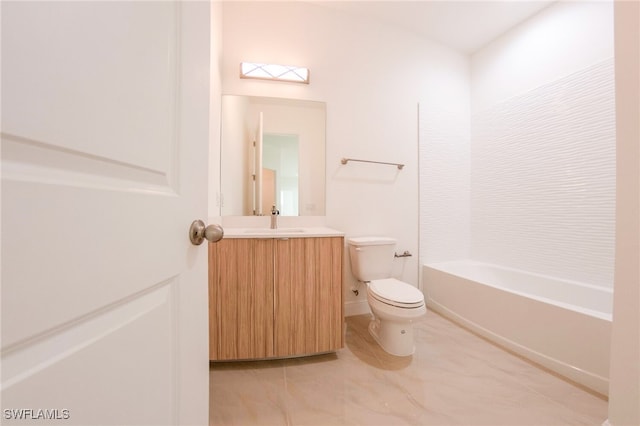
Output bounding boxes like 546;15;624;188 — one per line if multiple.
240;62;309;84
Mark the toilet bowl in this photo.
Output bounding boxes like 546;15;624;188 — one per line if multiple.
347;237;426;356
366;278;426;356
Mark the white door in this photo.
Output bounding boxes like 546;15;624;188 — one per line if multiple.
1;2;211;425
253;112;264;215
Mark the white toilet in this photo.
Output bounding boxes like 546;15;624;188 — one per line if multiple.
347;236;426;356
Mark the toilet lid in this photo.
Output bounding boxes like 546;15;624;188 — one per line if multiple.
369;278;425;308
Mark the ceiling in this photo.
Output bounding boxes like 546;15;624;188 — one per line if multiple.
314;1;555;53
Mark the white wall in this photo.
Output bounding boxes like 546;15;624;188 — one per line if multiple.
469;1;616;287
471;1;614;112
219;95;250;216
220;1;469;315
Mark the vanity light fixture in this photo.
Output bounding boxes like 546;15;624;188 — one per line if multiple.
240;62;310;84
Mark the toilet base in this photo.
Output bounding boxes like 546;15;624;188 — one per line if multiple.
368;317;417;357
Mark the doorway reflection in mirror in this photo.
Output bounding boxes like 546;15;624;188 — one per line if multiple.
220;95;326;217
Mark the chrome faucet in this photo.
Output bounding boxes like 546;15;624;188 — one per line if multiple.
270;204;280;229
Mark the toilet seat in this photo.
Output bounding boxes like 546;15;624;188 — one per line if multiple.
368;278;425;308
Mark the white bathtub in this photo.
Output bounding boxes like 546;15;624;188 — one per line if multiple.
423;260;612;396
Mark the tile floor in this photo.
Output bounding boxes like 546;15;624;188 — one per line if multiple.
210;311;608;425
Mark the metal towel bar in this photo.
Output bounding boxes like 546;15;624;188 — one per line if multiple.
340;157;404;170
394;250;412;258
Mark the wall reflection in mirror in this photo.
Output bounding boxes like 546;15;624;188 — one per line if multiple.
220;95;326;216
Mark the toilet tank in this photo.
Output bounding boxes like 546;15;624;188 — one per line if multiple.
347;237;396;282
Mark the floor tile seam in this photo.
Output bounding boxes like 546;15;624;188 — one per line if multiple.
424;311;608;409
356;370;462;426
478;345;610;411
377;367;528;417
459;361;607;423
281;364;352;426
375;363;429;411
513;377;607;421
367;325;580;421
280;363;296;426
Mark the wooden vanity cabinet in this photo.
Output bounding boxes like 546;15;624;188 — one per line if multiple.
208;236;344;361
274;237;344;357
208;238;274;361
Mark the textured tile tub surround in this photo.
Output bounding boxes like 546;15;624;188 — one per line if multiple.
470;59;616;287
209;312;607;425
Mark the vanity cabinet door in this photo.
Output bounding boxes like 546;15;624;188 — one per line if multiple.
209;238;274;360
274;237;344;357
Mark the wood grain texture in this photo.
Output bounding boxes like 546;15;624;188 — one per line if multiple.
274;237;344;357
209;236;343;361
208;239;274;360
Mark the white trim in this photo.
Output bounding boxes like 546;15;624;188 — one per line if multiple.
344;300;370;317
427;298;609;396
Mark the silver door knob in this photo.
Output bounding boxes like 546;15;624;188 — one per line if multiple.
189;220;224;245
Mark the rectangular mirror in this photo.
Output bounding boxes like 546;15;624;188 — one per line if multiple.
220;95;326;216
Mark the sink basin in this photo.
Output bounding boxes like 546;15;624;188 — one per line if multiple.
243;228;306;234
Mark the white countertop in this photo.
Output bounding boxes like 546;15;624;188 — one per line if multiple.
222;226;344;239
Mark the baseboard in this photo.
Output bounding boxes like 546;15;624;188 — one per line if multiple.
344;300;370;317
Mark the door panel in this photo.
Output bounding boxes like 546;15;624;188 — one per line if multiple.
1;2;211;425
261;167;276;214
2;0;180;349
1;2;177;174
2;284;175;425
